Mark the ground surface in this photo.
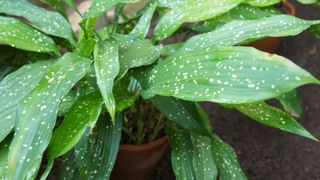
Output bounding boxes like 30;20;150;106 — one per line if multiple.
151;1;320;180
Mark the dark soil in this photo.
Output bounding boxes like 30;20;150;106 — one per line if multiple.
151;1;320;180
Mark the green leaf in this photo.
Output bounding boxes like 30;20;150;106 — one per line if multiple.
196;4;280;33
94;40;119;121
151;95;213;137
56;150;80;180
0;134;12;179
276;90;302;118
40;0;67;17
167;126;245;180
8;53;91;179
210;134;247;180
130;1;157;39
58;90;77;116
138;46;319;103
0;16;57;53
227;102;316;140
0;0;75;44
153;0;243;41
84;0;139;19
75;114;122;179
179;15;320;54
42;92;102;179
160;43;183;57
114;75;140;112
118;39;161;79
74;38;96;58
166;126;197;180
245;0;280;6
0;60;54;142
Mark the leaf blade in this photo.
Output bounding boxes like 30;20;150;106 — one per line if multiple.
8;53;91;179
0;16;57;52
94;40;119;121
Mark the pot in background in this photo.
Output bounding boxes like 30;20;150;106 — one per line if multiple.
247;0;296;53
111;136;169;180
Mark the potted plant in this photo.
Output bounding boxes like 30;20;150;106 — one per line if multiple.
0;0;320;180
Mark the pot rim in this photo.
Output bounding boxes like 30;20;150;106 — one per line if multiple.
120;135;169;151
282;0;296;16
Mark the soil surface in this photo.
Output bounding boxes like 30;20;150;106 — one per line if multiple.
151;1;320;180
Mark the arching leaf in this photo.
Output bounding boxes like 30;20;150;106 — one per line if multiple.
0;16;57;53
137;46;319;103
0;60;54;142
226;102;316;140
94;40;119;121
8;53;91;180
74;115;122;179
179;15;320;54
41;92;102;179
153;0;243;41
0;0;75;44
276;90;302;118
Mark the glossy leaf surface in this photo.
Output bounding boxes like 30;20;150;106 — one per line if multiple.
276;90;302;118
228;102;316;140
0;60;54;142
0;0;75;44
8;53;91;179
151;95;212;137
118;39;161;79
153;0;243;41
94;40;119;121
179;15;320;54
130;1;157;39
75;115;122;179
84;0;139;18
138;46;319;103
0;16;57;52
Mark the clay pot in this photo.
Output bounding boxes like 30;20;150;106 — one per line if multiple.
247;1;296;53
111;136;169;180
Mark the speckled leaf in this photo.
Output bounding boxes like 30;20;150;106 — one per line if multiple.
41;92;102;179
153;0;243;41
0;0;75;44
58;90;77;116
276;90;302;118
167;126;196;180
245;0;280;6
160;43;183;57
118;39;161;79
210;134;247;180
151;96;212;137
40;0;67;17
74;38;96;58
75;115;122;179
0;60;54;142
130;1;157;39
0;16;57;53
0;134;12;179
56;150;80;180
84;0;139;18
138;46;319;103
157;0;187;8
8;53;91;180
94;40;119;121
227;102;316;140
179;15;320;54
194;4;280;33
114;75;140;112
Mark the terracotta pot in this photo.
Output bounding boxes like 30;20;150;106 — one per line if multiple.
111;136;169;180
247;0;296;53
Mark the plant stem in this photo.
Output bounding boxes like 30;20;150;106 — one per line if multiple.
149;113;166;142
